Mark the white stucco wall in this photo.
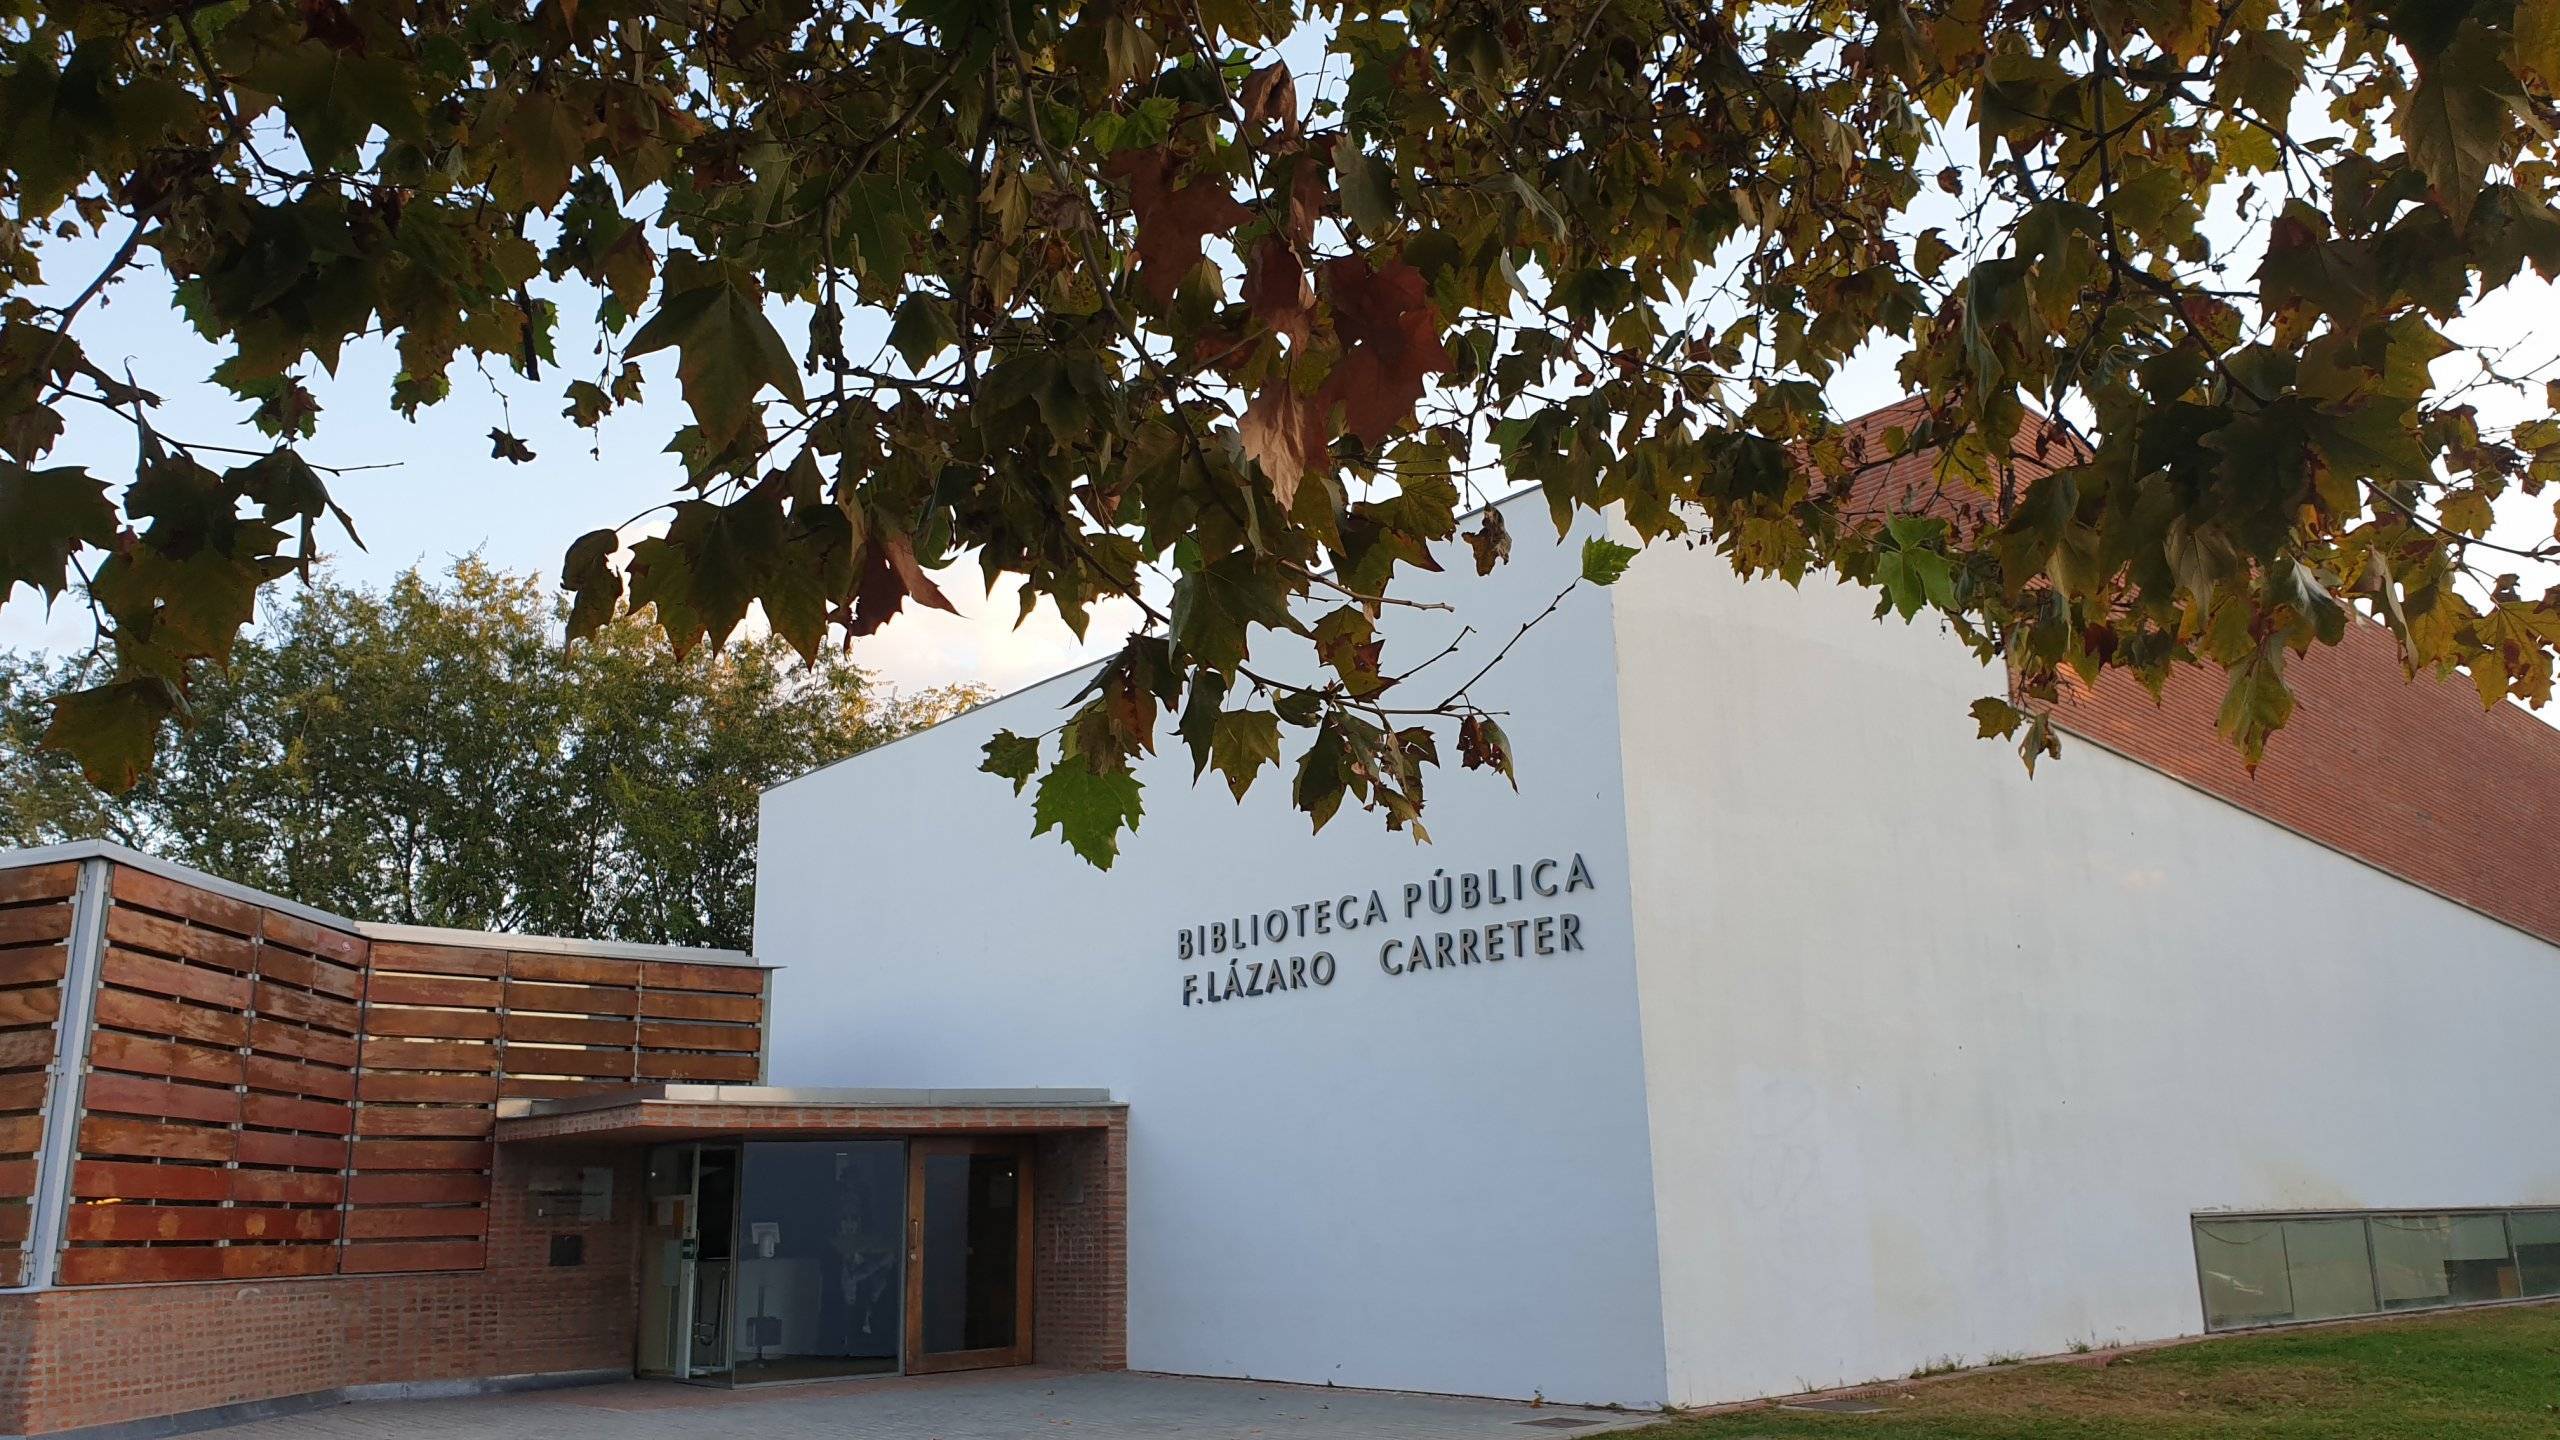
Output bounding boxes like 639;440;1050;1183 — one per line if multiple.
1610;542;2560;1406
756;495;1675;1405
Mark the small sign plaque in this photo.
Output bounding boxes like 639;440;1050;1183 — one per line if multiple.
528;1164;614;1223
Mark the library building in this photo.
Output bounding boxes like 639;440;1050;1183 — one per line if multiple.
3;457;2557;1434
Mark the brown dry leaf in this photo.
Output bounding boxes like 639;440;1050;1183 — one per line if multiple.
1283;145;1329;247
1463;503;1511;575
1315;254;1451;447
1241;236;1313;346
1240;60;1299;136
1107;147;1252;305
1238;383;1329;511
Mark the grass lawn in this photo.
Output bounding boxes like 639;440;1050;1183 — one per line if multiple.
1637;1303;2560;1439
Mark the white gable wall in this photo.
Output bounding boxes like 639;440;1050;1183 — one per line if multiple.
756;496;1675;1405
1610;539;2560;1406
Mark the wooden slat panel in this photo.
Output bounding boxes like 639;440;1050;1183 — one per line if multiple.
82;1073;240;1127
89;1030;242;1087
58;1244;335;1285
337;1239;484;1273
367;973;501;1008
0;1029;57;1070
642;960;767;995
356;1071;497;1104
501;1014;634;1047
0;864;77;905
638;1051;760;1082
0;987;62;1029
365;942;504;978
351;1139;491;1171
247;1020;359;1068
232;1169;345;1205
241;1092;352;1134
108;866;262;935
243;1054;356;1102
496;1045;634;1079
637;1020;761;1053
505;980;639;1016
255;947;365;1000
78;1114;232;1162
0;1113;43;1154
0;1202;26;1244
0;1157;37;1195
505;951;640;986
0;1071;49;1111
259;910;366;965
91;988;245;1048
67;1205;339;1243
355;1106;493;1138
347;1171;488;1205
0;945;67;989
236;1130;348;1170
100;948;255;1010
637;983;762;1019
74;1159;229;1202
252;983;361;1033
364;1007;499;1040
359;1036;496;1072
0;906;74;948
343;1207;490;1241
497;1076;627;1100
102;906;255;971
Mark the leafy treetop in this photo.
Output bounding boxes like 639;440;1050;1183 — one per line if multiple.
2;0;2557;866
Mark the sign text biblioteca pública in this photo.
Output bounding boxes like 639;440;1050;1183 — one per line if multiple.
1175;854;1598;1008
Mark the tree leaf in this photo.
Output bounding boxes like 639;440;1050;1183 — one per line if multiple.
42;676;179;792
1031;757;1144;868
0;463;115;603
1580;536;1637;586
2399;21;2516;228
981;729;1040;794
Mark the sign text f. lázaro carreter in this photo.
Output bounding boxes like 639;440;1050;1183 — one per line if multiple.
1175;854;1598;1008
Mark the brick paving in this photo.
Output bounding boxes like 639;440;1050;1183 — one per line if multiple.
199;1368;1656;1440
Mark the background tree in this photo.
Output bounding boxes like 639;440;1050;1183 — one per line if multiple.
1;0;2556;867
0;558;983;947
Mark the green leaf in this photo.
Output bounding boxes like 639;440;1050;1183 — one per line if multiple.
0;463;116;603
1206;708;1282;799
1970;696;2023;738
42;675;180;792
2399;21;2516;228
626;276;806;452
1580;536;1638;586
981;730;1041;794
1032;758;1145;868
2214;645;2296;770
887;293;959;372
560;528;623;643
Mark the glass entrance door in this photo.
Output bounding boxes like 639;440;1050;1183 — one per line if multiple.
905;1138;1034;1373
636;1142;742;1384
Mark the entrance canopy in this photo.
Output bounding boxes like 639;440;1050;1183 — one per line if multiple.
494;1084;1121;1144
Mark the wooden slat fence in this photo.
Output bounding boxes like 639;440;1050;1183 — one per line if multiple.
0;862;77;1285
30;860;768;1285
60;868;362;1284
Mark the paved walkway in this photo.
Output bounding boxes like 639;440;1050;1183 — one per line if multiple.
201;1369;1659;1440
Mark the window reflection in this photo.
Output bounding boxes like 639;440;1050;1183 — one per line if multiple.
2196;1208;2543;1331
732;1141;905;1382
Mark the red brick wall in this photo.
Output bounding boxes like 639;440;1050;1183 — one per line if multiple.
1033;1122;1128;1369
0;1143;642;1436
2051;620;2560;945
